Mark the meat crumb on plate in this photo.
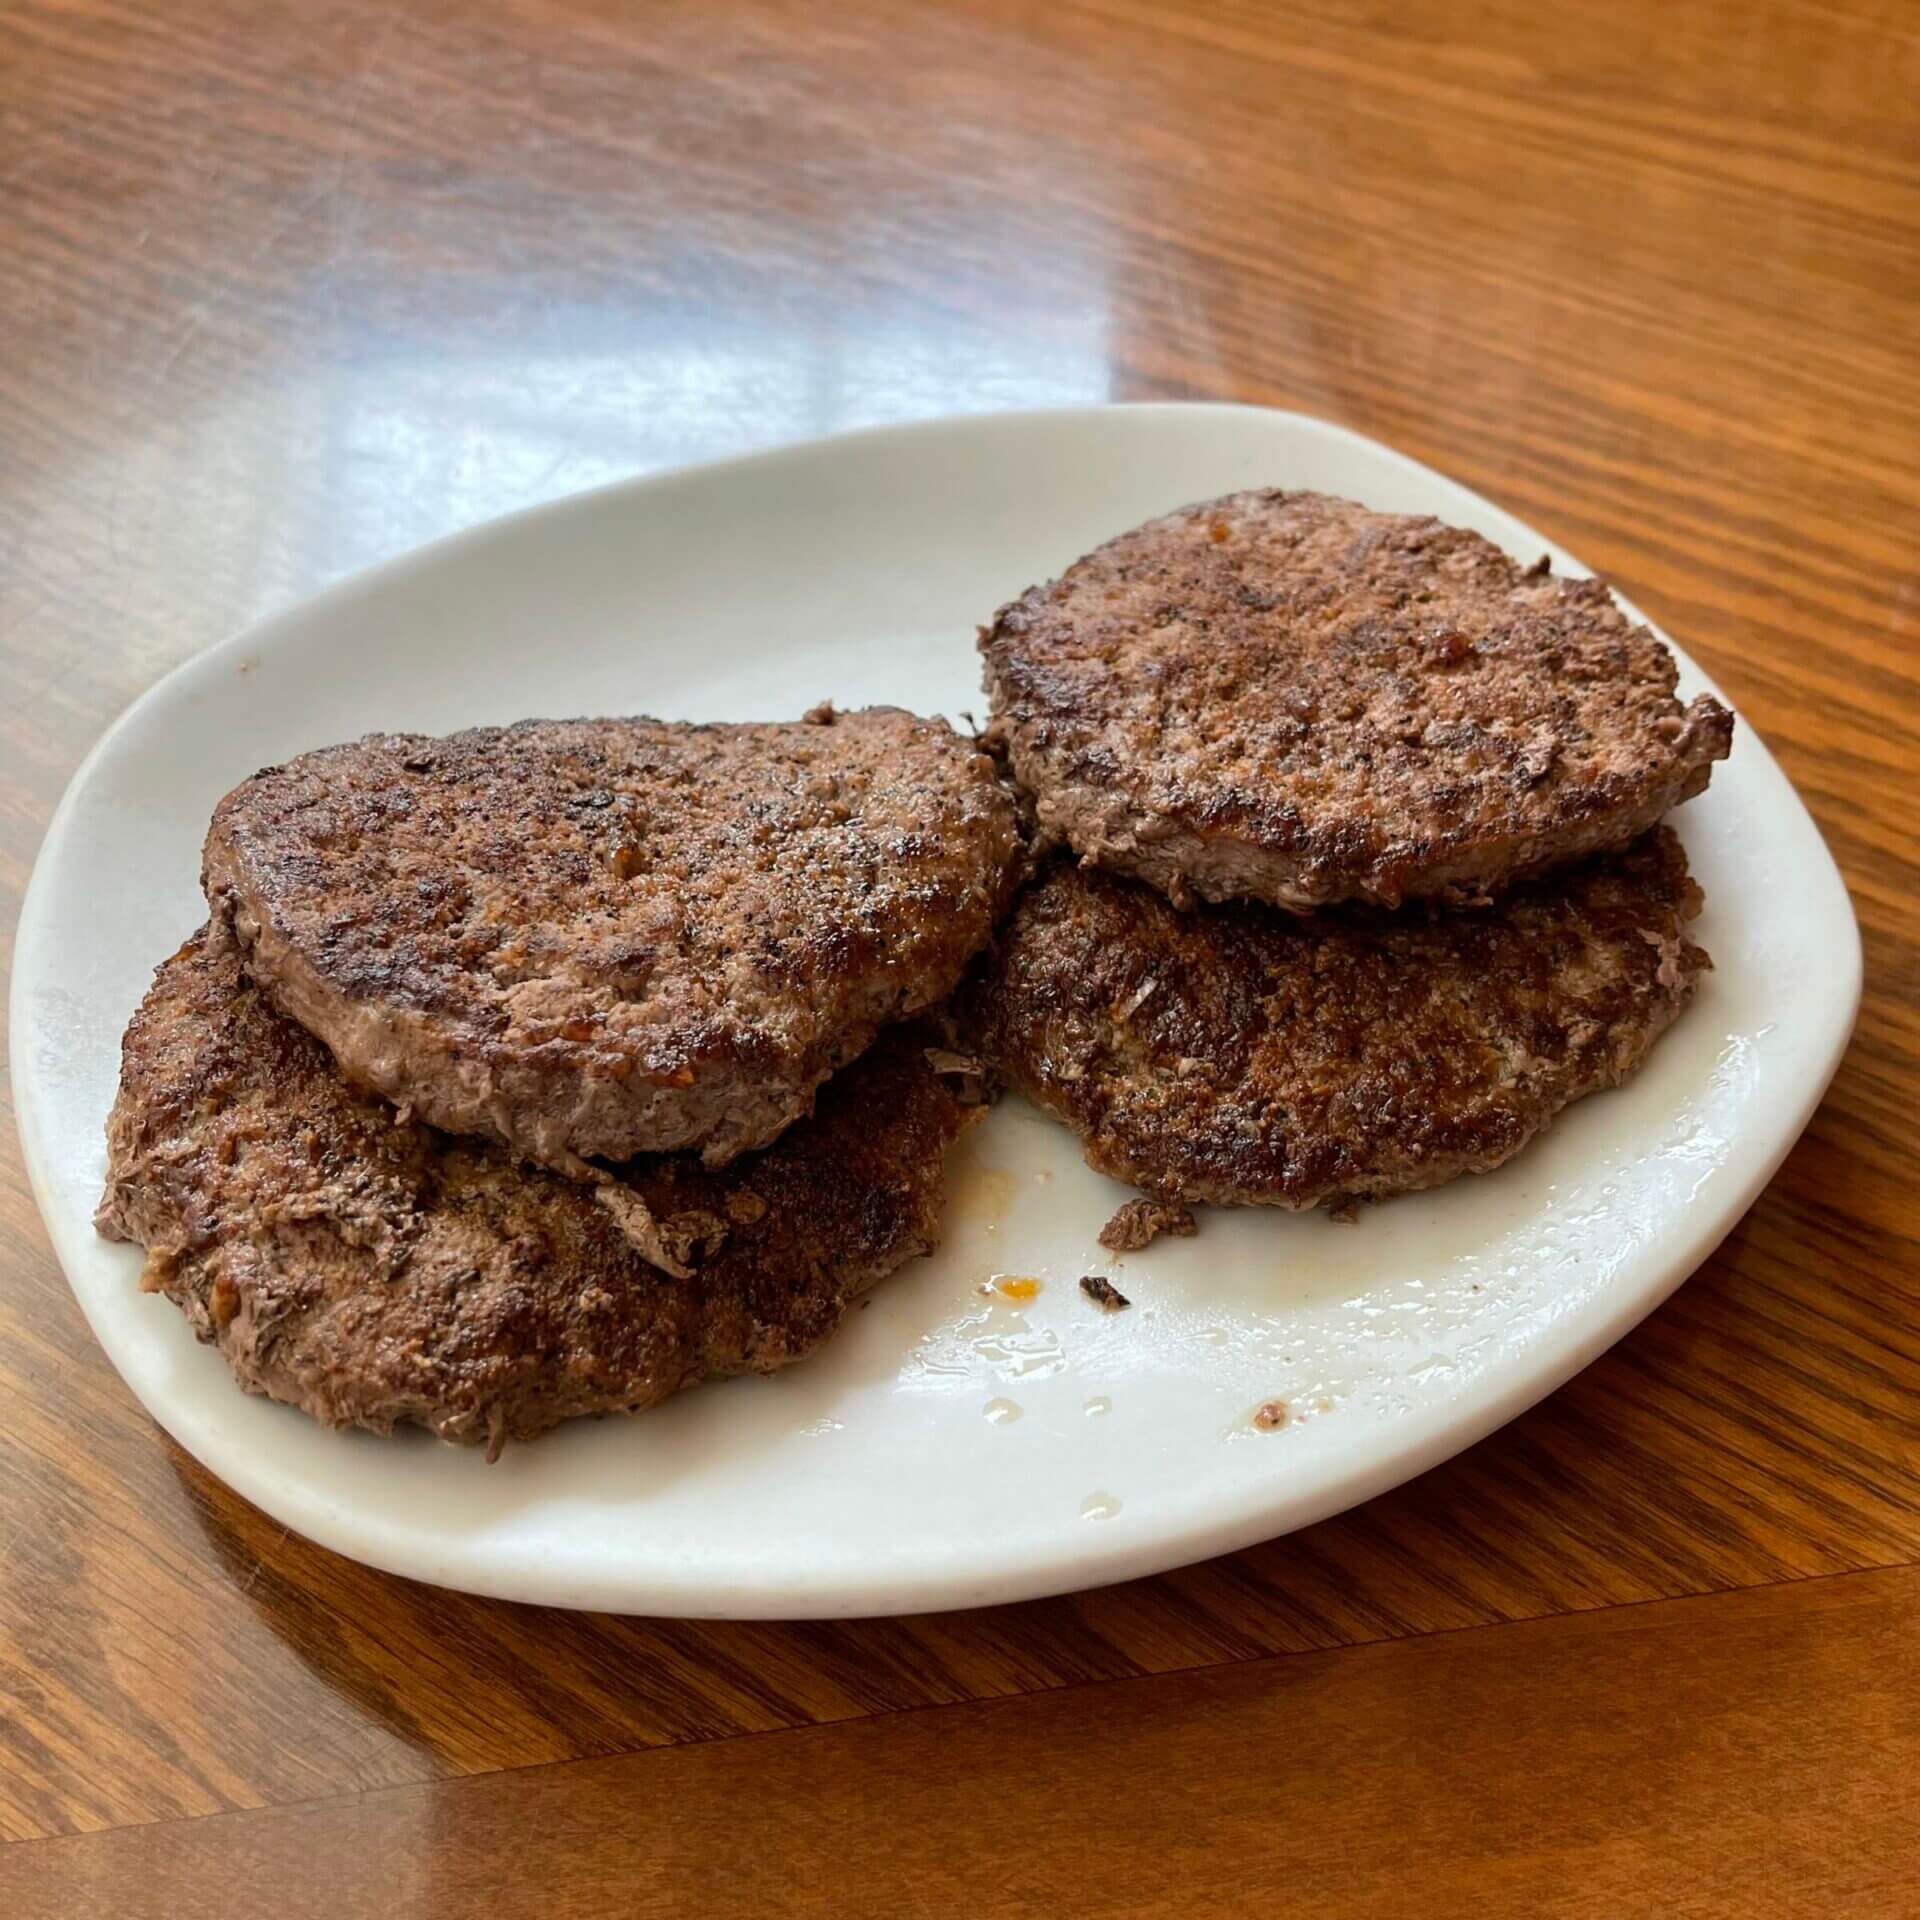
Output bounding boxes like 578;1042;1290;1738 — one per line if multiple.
1098;1196;1197;1252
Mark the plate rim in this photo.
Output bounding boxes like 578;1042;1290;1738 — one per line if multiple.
10;400;1863;1616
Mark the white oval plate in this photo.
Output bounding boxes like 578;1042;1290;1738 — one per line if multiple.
12;405;1858;1617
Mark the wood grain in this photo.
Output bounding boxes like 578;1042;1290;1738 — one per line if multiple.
6;1564;1916;1918
2;0;1917;1895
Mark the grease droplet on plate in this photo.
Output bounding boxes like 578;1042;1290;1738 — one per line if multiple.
984;1274;1042;1302
984;1397;1021;1425
1081;1492;1121;1521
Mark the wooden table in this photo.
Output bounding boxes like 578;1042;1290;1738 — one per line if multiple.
3;1;1916;1911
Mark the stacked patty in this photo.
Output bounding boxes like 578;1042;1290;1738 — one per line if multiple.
961;831;1706;1212
102;706;1019;1448
202;705;1021;1169
983;489;1731;911
98;925;973;1455
968;489;1730;1219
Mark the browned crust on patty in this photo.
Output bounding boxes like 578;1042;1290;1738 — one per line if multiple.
960;829;1709;1210
96;925;975;1451
202;706;1022;1170
981;491;1733;910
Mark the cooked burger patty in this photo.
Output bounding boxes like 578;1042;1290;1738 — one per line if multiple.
961;829;1708;1210
981;490;1733;910
96;925;975;1452
203;705;1020;1170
